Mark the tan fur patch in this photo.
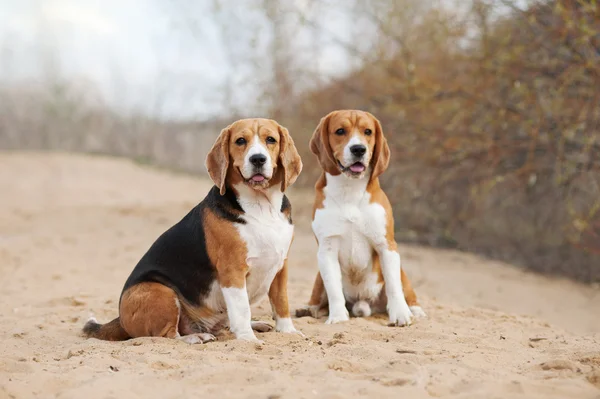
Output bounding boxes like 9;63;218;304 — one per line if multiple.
82;317;129;341
307;272;327;308
312;174;327;218
205;127;231;195
119;282;180;338
268;259;291;318
367;178;398;250
401;268;419;307
203;207;248;288
371;250;384;284
179;301;215;322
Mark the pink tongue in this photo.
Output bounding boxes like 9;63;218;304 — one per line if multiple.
251;174;265;182
349;163;365;173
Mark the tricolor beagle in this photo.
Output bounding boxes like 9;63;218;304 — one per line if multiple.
296;110;426;326
83;118;303;344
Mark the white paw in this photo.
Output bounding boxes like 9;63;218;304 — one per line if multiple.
409;306;427;319
278;327;305;336
236;331;263;344
275;317;304;336
276;325;305;336
178;333;216;344
325;308;350;325
388;300;413;327
251;321;273;333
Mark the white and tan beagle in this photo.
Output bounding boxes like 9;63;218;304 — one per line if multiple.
83;118;303;344
296;110;426;326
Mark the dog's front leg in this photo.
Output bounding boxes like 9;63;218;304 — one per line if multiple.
215;249;260;342
376;244;413;327
317;237;349;324
268;259;303;334
221;283;260;342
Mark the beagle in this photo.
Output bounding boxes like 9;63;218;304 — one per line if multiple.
83;118;303;344
296;110;426;326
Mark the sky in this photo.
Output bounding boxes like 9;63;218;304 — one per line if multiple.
0;0;233;119
0;0;356;120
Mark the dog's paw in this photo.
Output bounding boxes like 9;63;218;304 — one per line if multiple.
295;305;320;318
236;331;263;344
409;306;427;319
275;318;304;336
251;321;273;333
325;308;350;325
387;300;413;327
278;326;305;336
178;333;216;344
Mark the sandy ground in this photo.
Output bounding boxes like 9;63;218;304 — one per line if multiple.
1;152;599;399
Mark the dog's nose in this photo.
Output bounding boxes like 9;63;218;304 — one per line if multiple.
350;145;366;157
249;154;267;167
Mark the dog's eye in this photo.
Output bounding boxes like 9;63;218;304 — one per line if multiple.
235;137;246;146
364;129;372;136
266;136;277;144
335;128;345;136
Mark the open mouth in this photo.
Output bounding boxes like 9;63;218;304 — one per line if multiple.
338;160;366;175
349;162;365;173
248;174;266;183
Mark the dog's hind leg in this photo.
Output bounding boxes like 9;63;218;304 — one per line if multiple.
295;272;328;318
401;269;427;318
118;282;213;343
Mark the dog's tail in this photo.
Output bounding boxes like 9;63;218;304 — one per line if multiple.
82;316;130;341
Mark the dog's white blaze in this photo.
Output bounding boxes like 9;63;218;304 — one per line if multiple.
312;172;412;325
235;184;294;304
243;134;273;179
342;133;370;166
228;184;300;334
221;286;257;340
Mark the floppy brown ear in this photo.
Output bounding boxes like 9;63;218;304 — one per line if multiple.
205;127;231;195
277;125;303;192
369;113;390;181
309;112;340;175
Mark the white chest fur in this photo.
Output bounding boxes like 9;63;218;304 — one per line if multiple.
235;185;294;304
312;173;388;301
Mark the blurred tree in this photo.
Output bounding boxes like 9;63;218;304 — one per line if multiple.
0;0;597;281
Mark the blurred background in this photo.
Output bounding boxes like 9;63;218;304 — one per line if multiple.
0;0;598;283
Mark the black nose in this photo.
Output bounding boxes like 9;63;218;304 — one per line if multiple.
249;154;267;167
350;145;366;157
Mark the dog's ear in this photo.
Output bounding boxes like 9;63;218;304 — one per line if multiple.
277;124;303;192
369;113;390;181
309;111;340;175
205;126;231;195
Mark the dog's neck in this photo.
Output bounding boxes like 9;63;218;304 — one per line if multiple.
233;183;284;217
324;170;372;204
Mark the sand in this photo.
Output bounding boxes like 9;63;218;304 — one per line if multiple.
1;151;599;399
